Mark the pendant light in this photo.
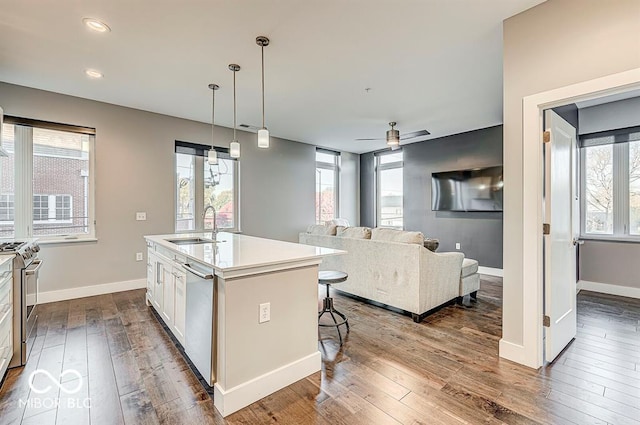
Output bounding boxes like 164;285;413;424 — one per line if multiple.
256;36;270;149
229;64;241;158
208;83;220;165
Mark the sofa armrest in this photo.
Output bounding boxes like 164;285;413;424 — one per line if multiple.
419;250;464;312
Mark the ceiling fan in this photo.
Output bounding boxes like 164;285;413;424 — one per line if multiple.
356;122;430;150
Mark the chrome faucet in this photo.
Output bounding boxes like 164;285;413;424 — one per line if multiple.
203;205;218;238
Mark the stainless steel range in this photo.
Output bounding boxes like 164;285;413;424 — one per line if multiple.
0;240;41;368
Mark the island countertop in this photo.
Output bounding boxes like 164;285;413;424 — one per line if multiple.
145;232;343;279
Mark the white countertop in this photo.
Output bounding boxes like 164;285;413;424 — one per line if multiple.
0;256;12;268
145;232;344;278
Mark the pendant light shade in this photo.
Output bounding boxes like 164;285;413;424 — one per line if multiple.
256;36;270;149
229;141;240;158
229;64;241;159
208;83;219;165
208;149;218;164
257;128;269;148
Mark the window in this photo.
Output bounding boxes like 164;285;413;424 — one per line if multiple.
1;119;95;240
33;195;49;222
581;126;640;240
0;195;14;222
376;150;403;229
315;149;340;224
175;141;239;232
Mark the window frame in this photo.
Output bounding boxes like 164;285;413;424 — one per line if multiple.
580;137;640;242
2;117;96;242
375;149;404;229
174;142;240;233
315;149;340;225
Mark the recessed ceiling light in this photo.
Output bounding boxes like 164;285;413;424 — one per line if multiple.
85;69;103;79
83;18;111;33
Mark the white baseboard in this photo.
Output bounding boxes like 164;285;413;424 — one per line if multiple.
214;351;321;417
578;280;640;300
38;278;147;304
478;266;504;277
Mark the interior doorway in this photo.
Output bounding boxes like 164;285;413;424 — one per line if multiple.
514;68;640;369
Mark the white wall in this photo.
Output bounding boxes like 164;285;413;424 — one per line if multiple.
0;82;359;294
339;152;360;226
502;0;640;352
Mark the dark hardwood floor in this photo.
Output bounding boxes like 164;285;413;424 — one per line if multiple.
1;276;639;424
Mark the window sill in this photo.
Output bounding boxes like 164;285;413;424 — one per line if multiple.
580;235;640;244
38;237;98;245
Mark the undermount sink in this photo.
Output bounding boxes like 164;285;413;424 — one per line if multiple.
166;237;221;245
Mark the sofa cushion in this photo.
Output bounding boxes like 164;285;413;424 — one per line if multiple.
337;226;372;239
370;228;424;245
306;224;337;236
462;258;479;277
326;218;350;227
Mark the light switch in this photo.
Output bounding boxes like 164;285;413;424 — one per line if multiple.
136;212;147;221
259;303;270;323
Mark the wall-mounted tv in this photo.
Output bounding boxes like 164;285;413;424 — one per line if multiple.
431;166;503;212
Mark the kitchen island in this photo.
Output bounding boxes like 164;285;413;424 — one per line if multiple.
144;232;342;417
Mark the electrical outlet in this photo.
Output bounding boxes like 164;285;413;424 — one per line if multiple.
259;302;270;323
455;243;461;250
136;212;147;221
136;252;143;261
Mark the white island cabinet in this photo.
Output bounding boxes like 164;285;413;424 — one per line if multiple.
144;232;342;417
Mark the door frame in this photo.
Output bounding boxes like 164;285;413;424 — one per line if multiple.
515;68;640;369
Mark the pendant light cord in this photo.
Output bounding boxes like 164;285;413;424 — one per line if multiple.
261;45;265;128
211;87;215;149
233;69;237;141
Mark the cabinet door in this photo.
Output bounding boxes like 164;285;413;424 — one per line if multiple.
173;267;186;344
154;259;164;312
146;251;156;303
162;263;175;326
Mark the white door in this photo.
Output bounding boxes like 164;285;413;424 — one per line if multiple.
543;110;579;362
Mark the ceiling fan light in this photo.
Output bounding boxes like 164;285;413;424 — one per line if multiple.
257;128;269;148
230;141;240;158
208;149;218;165
386;137;400;147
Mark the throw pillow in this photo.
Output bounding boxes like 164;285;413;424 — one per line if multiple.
370;228;424;245
337;226;372;239
306;224;338;236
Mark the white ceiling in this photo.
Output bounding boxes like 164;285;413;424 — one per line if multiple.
0;0;544;154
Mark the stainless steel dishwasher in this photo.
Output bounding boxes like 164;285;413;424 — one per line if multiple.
182;261;217;386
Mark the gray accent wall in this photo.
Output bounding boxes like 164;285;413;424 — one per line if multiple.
0;82;357;293
360;125;503;268
579;96;640;134
359;152;376;228
403;126;503;268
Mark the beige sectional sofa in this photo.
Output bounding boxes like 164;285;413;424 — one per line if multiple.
299;226;466;322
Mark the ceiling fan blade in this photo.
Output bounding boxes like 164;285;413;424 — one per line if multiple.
400;130;430;140
390;145;401;151
355;138;384;141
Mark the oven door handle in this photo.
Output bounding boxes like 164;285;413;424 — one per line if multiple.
25;259;43;275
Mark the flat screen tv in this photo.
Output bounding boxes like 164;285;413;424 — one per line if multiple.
431;166;503;212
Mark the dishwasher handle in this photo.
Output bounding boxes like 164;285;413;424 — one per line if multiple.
182;263;215;280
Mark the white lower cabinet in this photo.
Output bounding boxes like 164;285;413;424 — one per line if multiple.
161;259;174;325
146;244;187;346
146;250;156;304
